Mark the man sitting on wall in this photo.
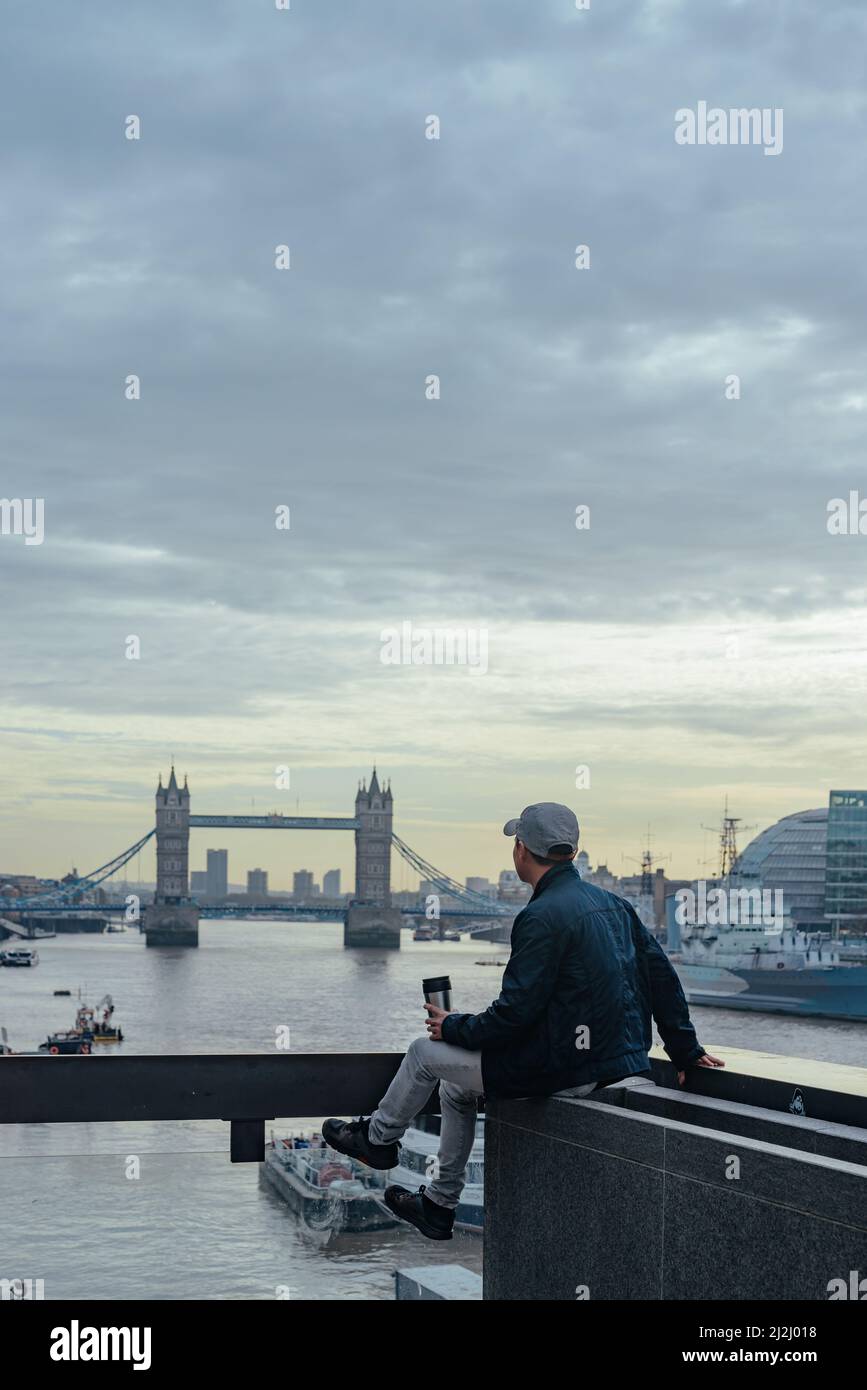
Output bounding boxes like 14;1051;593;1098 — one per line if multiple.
323;802;723;1239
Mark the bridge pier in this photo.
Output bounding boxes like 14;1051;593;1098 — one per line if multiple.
143;902;199;947
344;903;402;949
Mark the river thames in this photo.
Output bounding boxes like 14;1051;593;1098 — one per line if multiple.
2;920;865;1299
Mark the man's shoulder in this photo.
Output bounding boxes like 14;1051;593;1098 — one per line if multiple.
542;874;640;926
514;872;638;932
547;870;626;910
590;884;639;917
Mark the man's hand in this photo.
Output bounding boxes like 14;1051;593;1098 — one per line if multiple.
424;1002;454;1041
678;1051;725;1087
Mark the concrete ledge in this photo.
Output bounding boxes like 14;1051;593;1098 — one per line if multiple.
649;1048;867;1127
484;1091;867;1301
595;1080;867;1166
394;1265;482;1300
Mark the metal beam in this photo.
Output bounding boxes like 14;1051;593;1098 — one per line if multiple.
230;1119;266;1162
199;905;346;919
188;815;358;830
0;1052;430;1127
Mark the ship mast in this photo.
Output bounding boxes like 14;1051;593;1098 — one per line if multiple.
702;798;755;881
622;829;670;928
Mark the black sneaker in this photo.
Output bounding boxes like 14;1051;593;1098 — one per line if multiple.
384;1183;454;1240
321;1116;399;1171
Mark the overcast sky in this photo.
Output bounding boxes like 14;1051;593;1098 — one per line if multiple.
2;0;866;889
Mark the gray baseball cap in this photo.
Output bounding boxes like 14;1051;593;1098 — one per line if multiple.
503;803;580;858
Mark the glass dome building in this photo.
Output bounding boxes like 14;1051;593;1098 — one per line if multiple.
732;808;828;929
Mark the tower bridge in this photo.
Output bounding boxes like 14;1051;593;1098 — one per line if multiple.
148;767;401;947
0;769;511;949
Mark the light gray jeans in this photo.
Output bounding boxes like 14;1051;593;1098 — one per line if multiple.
367;1035;597;1210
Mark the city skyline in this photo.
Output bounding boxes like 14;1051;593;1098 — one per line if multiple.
0;758;839;889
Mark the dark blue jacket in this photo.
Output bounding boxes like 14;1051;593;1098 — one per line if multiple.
441;861;704;1099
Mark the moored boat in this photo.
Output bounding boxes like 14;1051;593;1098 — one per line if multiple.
0;947;39;967
38;995;124;1053
38;1032;93;1055
261;1134;396;1232
87;995;123;1042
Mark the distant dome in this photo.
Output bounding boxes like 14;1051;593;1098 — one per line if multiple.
734;808;827;926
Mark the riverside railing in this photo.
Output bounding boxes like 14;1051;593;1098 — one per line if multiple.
0;1052;441;1161
2;1050;864;1157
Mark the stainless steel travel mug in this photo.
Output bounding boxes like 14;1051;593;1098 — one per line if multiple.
423;975;453;1011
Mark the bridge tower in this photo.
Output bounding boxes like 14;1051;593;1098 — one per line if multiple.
143;767;199;947
354;768;392;902
345;768;402;948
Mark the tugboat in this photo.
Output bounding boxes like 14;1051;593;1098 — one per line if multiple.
2;1023;86;1057
261;1132;396;1233
38;1031;92;1055
38;995;123;1054
88;995;123;1042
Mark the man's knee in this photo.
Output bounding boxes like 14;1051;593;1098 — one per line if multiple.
439;1079;480;1109
406;1035;434;1065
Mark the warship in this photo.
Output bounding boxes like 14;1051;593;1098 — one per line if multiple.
666;892;867;1021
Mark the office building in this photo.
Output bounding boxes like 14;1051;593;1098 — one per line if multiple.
293;869;314;900
206;849;228;899
498;869;532;903
733;808;828;929
247;868;268;897
465;876;496;899
824;790;867;929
